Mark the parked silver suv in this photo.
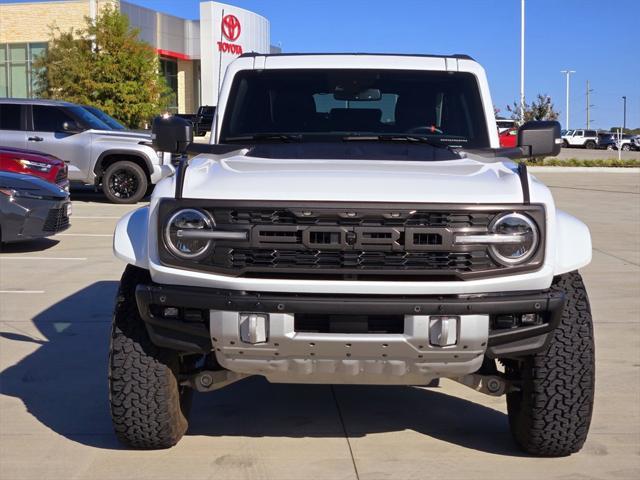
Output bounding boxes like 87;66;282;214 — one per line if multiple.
0;99;174;203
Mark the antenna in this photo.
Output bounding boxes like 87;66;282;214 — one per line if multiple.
216;9;225;101
213;8;225;143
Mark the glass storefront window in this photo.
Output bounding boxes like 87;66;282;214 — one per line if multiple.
0;42;48;98
160;57;178;113
0;46;7;97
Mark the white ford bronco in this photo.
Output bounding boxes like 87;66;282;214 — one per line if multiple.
110;53;594;455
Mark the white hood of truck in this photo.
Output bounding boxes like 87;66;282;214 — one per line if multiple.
175;152;528;204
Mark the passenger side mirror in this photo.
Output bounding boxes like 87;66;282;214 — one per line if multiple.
517;121;562;157
61;121;83;134
152;115;193;154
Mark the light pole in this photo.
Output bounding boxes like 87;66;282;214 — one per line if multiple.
561;70;576;129
520;0;525;123
622;96;627;131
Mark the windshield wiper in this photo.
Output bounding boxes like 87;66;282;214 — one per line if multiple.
224;133;303;143
342;134;462;151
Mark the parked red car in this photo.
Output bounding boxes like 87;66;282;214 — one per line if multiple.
499;127;518;148
0;147;69;191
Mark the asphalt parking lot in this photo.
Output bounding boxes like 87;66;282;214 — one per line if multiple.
1;171;639;480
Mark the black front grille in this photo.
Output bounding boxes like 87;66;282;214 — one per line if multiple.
222;208;494;229
43;206;69;232
157;200;546;280
229;249;492;272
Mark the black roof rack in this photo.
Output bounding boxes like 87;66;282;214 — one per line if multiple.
238;52;475;61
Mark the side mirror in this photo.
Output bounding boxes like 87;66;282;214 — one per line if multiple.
517;121;562;157
152;115;193;154
62;121;83;134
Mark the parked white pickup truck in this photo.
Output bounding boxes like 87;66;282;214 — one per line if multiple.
111;53;594;456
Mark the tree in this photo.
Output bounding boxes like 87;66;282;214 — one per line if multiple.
34;5;172;128
506;94;560;124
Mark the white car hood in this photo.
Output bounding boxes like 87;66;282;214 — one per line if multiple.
177;152;527;204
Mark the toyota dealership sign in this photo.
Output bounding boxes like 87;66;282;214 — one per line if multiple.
201;2;270;106
218;14;243;54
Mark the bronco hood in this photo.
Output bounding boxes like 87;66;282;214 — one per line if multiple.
176;149;532;204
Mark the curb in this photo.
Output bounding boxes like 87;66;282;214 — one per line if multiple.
528;167;640;173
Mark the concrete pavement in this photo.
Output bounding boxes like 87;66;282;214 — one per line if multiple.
0;171;638;480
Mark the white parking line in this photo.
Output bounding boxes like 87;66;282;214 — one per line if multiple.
55;233;113;237
0;290;45;294
0;257;87;261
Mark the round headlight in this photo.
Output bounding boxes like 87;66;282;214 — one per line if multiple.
489;213;539;266
164;209;214;259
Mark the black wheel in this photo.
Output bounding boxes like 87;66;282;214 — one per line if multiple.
505;271;595;456
562;139;569;148
621;144;631;151
584;140;596;149
102;161;148;204
109;265;192;449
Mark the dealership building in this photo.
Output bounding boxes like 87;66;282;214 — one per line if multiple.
0;0;275;113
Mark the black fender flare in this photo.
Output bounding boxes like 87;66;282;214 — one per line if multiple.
93;150;154;180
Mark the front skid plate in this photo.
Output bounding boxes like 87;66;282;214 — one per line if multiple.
210;311;488;384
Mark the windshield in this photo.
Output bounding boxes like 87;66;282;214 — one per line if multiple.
83;106;126;130
219;69;490;148
67;106;111;130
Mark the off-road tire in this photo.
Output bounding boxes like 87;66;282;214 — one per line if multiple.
621;144;631;151
108;265;192;449
506;271;595;456
102;161;148;204
584;140;596;149
562;139;569;148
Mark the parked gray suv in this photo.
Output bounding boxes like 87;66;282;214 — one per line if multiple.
0;99;174;203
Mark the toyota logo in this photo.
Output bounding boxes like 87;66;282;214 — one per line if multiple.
221;14;241;42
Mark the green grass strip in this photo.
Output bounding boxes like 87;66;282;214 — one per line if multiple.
524;158;640;167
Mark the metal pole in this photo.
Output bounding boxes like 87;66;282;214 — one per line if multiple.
561;70;575;129
520;0;525;123
622;96;627;131
586;80;590;129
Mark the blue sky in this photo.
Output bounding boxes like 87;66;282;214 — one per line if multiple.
3;0;638;129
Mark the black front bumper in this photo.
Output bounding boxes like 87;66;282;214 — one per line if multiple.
0;196;70;243
135;284;565;358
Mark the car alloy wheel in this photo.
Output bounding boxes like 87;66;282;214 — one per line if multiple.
110;169;139;199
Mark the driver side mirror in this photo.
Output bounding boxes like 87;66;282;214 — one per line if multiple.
61;121;83;134
517;121;562;157
152;115;193;154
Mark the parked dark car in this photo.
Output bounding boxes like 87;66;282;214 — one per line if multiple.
597;132;634;150
597;132;617;150
175;105;215;136
0;147;69;191
0;171;71;244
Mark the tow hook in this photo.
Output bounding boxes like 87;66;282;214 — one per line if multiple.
183;370;248;392
454;374;514;396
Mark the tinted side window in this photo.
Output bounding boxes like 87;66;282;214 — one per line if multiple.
575;130;584;136
0;104;23;130
33;105;74;132
586;130;596;136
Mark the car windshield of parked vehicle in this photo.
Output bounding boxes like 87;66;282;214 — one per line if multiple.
65;106;111;130
220;69;490;148
83;106;126;130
